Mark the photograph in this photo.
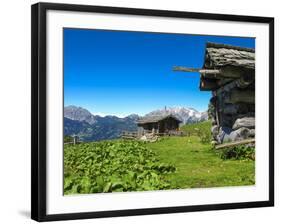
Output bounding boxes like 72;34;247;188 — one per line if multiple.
63;28;256;195
30;2;274;221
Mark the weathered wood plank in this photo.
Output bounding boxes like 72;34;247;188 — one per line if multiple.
219;66;246;78
173;66;255;83
236;75;255;88
173;66;220;74
216;80;237;95
222;104;238;115
200;78;219;91
227;90;255;104
215;138;255;150
216;78;233;87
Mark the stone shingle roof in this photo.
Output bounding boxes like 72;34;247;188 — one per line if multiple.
137;114;182;124
204;42;255;70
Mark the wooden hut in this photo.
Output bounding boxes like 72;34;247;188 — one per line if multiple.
174;42;255;144
137;114;181;134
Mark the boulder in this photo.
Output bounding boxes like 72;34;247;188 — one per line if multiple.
229;127;251;141
139;133;159;142
140;135;147;141
217;126;233;143
217;126;251;143
249;129;255;138
232;117;255;130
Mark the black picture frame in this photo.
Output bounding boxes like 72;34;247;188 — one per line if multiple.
31;2;274;222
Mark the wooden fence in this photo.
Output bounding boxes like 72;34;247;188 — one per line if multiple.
121;130;186;139
64;136;81;145
121;131;139;139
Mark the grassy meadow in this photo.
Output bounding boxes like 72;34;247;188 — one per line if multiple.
146;136;254;189
64;121;255;194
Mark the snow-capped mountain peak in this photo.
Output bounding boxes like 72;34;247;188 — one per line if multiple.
144;107;207;124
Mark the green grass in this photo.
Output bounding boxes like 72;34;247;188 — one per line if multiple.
146;136;255;189
180;120;212;135
64;121;255;193
180;121;212;143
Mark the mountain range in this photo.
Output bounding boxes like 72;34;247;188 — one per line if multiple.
145;107;208;124
64;105;207;141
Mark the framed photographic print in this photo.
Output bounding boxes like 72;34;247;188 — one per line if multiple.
31;2;274;222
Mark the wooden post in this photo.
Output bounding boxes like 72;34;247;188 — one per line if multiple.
73;135;79;145
157;122;160;134
214;90;220;127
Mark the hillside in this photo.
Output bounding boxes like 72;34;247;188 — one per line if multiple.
64;121;255;194
64;105;208;141
64;106;139;141
146;106;208;124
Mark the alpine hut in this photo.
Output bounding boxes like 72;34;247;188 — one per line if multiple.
137;114;182;134
174;42;255;144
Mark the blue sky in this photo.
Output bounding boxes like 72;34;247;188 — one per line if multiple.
64;28;255;117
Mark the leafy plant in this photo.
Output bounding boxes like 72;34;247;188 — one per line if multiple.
216;145;255;160
64;140;176;194
197;130;212;144
64;135;73;143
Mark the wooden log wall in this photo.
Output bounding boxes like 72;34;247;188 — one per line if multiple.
210;68;255;144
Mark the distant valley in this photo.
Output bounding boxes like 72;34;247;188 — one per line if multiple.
64;105;208;141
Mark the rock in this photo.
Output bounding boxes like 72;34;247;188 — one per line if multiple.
229;127;251;141
211;125;219;136
139;133;159;142
249;129;255;137
211;118;217;125
232;117;255;130
217;126;233;143
217;126;252;143
211;140;218;146
140;135;147;141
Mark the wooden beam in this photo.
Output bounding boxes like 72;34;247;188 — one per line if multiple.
219;66;245;78
173;66;255;82
227;90;255;104
216;80;237;95
215;138;255;150
200;78;219;91
236;78;254;88
173;66;220;75
216;78;233;87
173;66;201;72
